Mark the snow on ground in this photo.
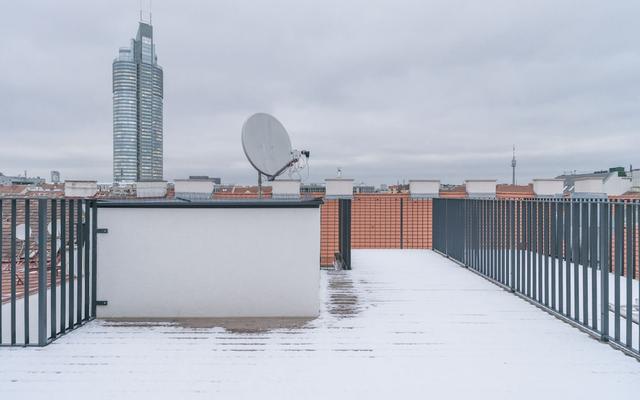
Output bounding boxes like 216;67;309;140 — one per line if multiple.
0;249;638;399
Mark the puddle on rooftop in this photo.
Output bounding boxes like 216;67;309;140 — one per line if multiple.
102;317;314;334
327;270;362;318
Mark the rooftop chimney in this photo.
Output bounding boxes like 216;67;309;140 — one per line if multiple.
271;179;301;199
572;177;606;198
136;181;168;198
532;179;564;197
631;169;640;192
325;178;354;199
64;180;98;198
465;180;497;198
409;180;440;198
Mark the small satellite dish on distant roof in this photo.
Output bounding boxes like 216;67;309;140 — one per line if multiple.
241;113;310;197
15;224;28;241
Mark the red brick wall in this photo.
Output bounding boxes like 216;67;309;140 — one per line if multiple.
319;194;433;266
403;197;433;249
352;195;403;249
320;199;339;267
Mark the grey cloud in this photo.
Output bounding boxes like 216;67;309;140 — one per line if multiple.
0;0;638;185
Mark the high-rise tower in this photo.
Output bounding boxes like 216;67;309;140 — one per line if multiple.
113;19;163;182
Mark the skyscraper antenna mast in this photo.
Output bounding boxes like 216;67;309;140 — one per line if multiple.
139;0;152;23
511;145;517;185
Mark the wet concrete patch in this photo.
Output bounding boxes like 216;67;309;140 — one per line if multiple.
103;317;314;333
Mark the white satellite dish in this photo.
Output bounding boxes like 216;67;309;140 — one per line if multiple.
241;113;310;197
242;113;294;179
15;224;28;241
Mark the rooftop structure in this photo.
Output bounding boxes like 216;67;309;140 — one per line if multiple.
556;167;632;196
465;179;497;198
0;173;45;186
174;177;218;200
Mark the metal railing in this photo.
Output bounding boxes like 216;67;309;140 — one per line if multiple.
433;197;639;358
0;198;97;346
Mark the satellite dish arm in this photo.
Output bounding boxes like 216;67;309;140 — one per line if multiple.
266;158;299;181
266;150;310;181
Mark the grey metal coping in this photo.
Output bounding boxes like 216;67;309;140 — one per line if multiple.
96;198;323;208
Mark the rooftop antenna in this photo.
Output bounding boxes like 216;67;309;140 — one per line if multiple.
241;113;310;199
139;0;151;23
511;145;517;185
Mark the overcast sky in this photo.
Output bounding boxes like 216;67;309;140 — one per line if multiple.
0;0;638;185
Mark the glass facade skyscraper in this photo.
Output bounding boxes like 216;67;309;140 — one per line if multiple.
113;21;163;182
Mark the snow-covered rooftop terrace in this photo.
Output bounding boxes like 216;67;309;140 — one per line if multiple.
1;249;638;399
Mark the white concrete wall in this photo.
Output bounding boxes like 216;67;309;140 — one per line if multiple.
64;181;98;198
603;175;632;196
271;180;301;199
532;179;564;196
409;180;440;198
325;179;353;198
174;180;215;194
96;206;320;318
136;181;168;198
632;170;640;192
574;178;604;194
465;180;496;197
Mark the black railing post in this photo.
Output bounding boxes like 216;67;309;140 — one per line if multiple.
600;201;609;342
84;200;90;320
51;199;57;340
590;200;598;331
10;199;17;345
76;201;83;323
91;200;98;318
0;199;2;344
399;198;404;249
614;202;622;341
60;199;67;332
557;200;564;314
68;199;75;329
338;198;352;270
510;199;515;291
24;199;30;345
572;201;580;321
37;199;47;346
625;202;633;348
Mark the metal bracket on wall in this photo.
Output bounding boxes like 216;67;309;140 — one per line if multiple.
96;300;108;306
97;228;108;234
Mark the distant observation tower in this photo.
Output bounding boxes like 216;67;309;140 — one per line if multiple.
511;145;517;185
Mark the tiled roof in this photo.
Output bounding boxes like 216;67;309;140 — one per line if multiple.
439;185;467;198
610;191;640;200
0;185;28;196
496;184;535;199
